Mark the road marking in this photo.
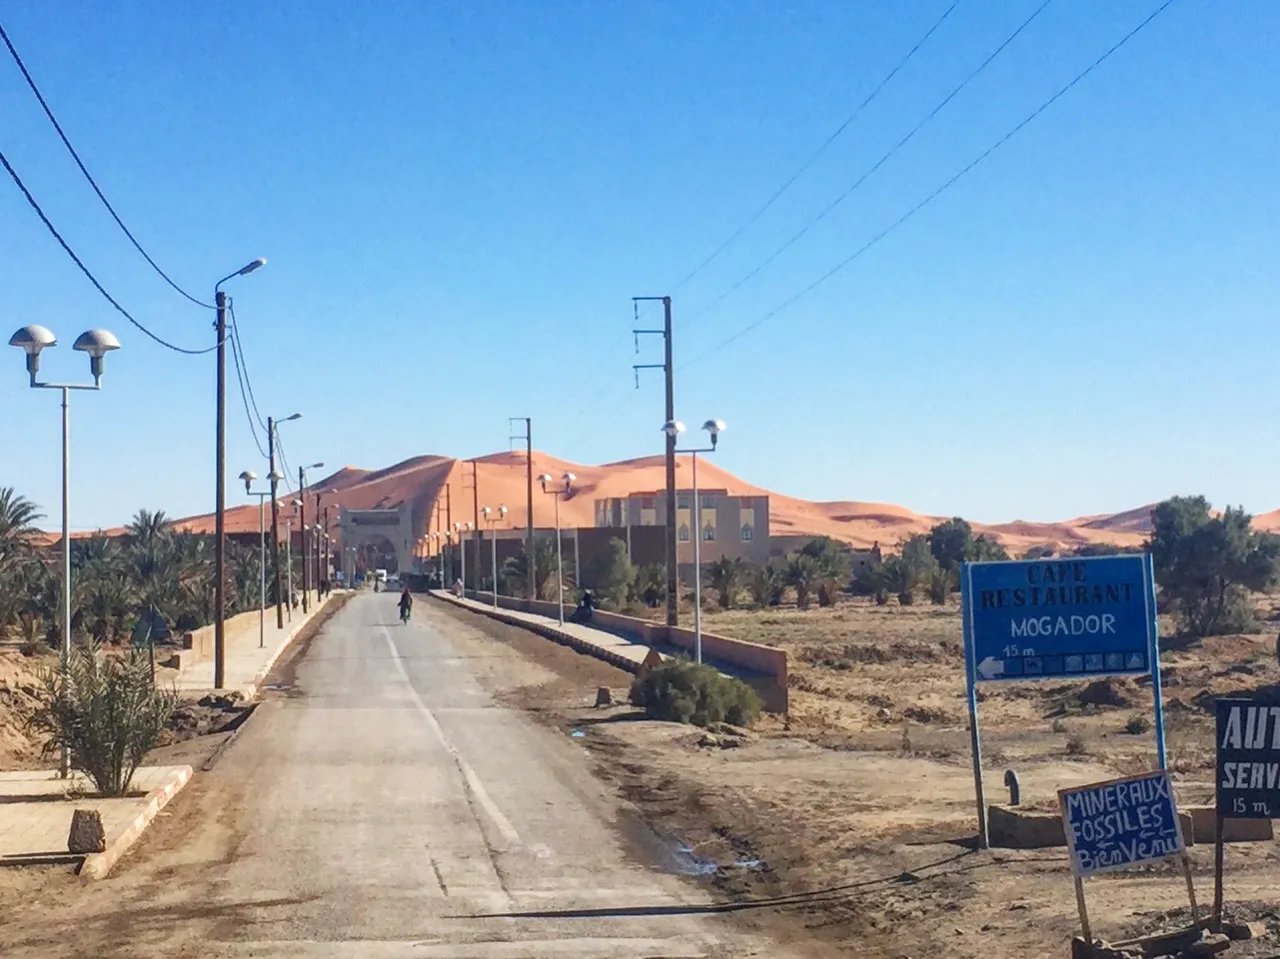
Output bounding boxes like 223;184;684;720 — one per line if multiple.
380;627;522;847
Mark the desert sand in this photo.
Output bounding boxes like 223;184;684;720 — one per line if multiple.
154;450;1253;553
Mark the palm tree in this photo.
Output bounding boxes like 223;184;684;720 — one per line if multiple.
745;561;785;608
0;489;45;634
706;557;746;609
786;554;821;609
502;537;574;602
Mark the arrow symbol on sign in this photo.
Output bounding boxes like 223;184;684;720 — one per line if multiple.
977;657;1005;680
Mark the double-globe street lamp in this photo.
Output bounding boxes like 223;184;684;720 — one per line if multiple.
662;419;726;665
538;472;575;625
296;462;324;613
9;324;121;777
480;505;508;608
454;521;474;595
267;411;301;628
238;469;284;648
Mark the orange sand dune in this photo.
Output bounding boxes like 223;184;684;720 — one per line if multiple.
156;450;1186;555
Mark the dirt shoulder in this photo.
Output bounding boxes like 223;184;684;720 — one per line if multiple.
427;594;1280;958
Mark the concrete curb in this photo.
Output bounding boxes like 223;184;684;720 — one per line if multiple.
244;593;333;696
428;591;656;675
80;765;192;880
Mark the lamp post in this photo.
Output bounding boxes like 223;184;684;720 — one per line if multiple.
663;418;726;665
214;257;266;691
267;411;300;628
538;472;575;624
481;506;508;608
454;522;474;595
9;324;120;777
285;515;295;619
297;462;323;612
439;528;453;589
238;470;283;648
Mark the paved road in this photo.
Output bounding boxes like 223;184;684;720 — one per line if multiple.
3;592;798;958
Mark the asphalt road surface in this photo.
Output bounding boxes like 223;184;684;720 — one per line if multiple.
2;593;803;958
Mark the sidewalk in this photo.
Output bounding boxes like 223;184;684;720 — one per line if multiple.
430;591;668;673
168;591;337;698
0;766;191;875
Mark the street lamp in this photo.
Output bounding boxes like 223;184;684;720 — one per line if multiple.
538;472;574;624
297;462;324;613
663;418;726;664
214;258;267;690
9;324;120;778
454;521;474;595
481;505;508;608
267;411;301;628
438;528;453;590
239;469;283;648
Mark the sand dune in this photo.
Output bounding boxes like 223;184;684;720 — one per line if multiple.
155;450;1186;555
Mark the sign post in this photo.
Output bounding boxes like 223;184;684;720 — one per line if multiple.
1059;770;1192;950
1213;697;1280;928
961;555;1163;847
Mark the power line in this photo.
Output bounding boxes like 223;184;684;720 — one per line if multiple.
228;312;268;459
682;0;1055;328
683;0;1179;368
0;147;217;355
669;0;963;294
0;20;214;309
228;300;268;433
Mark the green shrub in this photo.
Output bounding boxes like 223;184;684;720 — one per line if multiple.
1124;714;1151;735
629;659;762;728
28;639;176;796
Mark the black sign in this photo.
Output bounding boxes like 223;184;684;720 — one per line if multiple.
1216;698;1280;819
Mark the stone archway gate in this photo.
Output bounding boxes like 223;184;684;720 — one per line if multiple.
339;504;414;580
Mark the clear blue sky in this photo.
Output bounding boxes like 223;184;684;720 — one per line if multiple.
2;0;1276;530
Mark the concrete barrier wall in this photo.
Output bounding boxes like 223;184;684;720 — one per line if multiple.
173;593;318;669
463;589;787;713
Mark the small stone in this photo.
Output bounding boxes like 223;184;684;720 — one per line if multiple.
719;736;746;749
875;707;892;720
67;808;106;854
1186;932;1231;957
19;683;36;697
698;733;721;748
1224;920;1268;941
1009;901;1029;911
594;686;613;707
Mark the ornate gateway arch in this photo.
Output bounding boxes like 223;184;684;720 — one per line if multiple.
339;504;414;580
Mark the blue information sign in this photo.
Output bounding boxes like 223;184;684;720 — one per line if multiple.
962;555;1157;683
1059;771;1185;877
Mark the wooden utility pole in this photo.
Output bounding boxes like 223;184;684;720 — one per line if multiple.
510;417;534;602
214;290;228;689
268;417;283;629
633;296;678;627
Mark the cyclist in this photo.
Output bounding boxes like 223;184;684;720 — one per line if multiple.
398;586;413;623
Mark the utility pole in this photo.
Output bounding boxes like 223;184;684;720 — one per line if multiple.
268;417;283;629
298;466;309;614
214;290;228;690
633;295;677;627
510;417;534;603
471;460;480;591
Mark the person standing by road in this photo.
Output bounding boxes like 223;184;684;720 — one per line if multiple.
398;586;413;623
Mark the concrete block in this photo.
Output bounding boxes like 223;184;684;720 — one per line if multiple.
1185;805;1274;843
987;804;1065;849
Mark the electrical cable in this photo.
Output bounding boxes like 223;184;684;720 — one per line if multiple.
228;316;269;458
0;21;214;309
228;300;269;433
0;147;217;355
682;0;1179;368
682;0;1056;328
669;0;963;294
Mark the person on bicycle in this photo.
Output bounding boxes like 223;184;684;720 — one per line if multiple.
398;586;413;623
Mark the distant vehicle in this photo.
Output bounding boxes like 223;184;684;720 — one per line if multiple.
374;569;388;584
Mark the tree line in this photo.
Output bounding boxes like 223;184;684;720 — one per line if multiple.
0;488;283;651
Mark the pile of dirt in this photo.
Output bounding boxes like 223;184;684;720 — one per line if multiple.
1078;677;1136;708
0;651;52;769
157;695;250;746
